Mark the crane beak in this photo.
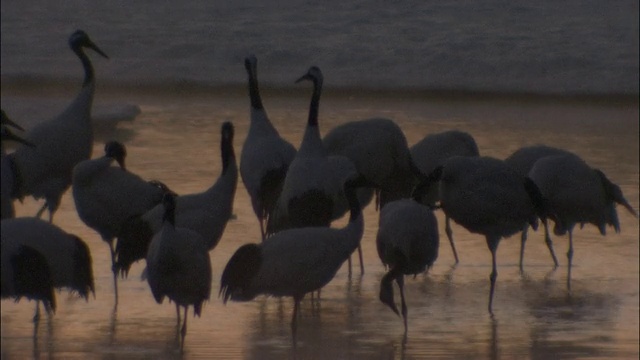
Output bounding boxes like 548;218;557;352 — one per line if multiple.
379;271;400;316
295;73;312;84
116;158;126;170
2;127;35;147
619;199;638;218
88;42;109;59
1;112;26;132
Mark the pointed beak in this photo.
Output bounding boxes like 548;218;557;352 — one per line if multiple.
295;73;311;84
88;42;109;59
1;116;25;132
3;128;35;147
620;200;638;218
379;271;399;316
116;158;126;170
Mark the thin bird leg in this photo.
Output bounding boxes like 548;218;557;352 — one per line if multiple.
567;229;574;292
34;199;55;223
486;236;499;315
291;297;301;345
259;217;266;242
35;203;47;220
396;274;408;335
445;216;459;263
107;240;119;306
33;301;41;323
543;219;559;268
519;223;528;273
347;255;353;278
48;210;54;223
357;244;364;275
180;306;188;350
175;303;181;329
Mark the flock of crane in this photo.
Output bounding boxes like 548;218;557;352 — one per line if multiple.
1;30;637;350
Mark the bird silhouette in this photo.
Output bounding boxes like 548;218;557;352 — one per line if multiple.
1;236;56;320
220;175;367;343
115;121;237;277
410;130;480;263
8;30;108;222
72;140;171;305
323;117;417;212
504;144;576;270
427;156;548;314
323;117;417;274
146;192;212;350
240;56;297;241
1;111;35;220
266;66;357;238
1;217;94;321
376;175;440;334
527;153;637;290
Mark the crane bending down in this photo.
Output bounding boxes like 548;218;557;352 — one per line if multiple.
410;130;480;264
220;175;368;342
9;30;108;222
376;174;440;334
323;117;418;274
504;144;577;270
427;156;550;314
73;141;172;305
1;236;56;319
1;217;94;321
527;153;637;290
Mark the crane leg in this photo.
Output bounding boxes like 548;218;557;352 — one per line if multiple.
35;203;47;220
445;216;459;263
33;301;41;323
180;306;188;350
107;240;119;306
543;219;559;268
176;303;181;329
259;216;266;242
396;274;408;335
486;237;499;315
357;244;364;275
291;297;301;345
519;224;528;273
567;230;574;292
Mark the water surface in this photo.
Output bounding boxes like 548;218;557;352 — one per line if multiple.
1;88;638;359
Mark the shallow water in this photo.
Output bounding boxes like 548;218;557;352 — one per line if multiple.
1;89;638;359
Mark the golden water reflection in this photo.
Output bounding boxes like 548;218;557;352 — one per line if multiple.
1;91;638;359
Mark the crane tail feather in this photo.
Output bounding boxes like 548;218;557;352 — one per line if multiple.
219;243;262;303
71;235;95;298
115;215;154;278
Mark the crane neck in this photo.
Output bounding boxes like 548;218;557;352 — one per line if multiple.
345;182;362;223
306;76;322;128
298;77;326;156
247;66;264;110
162;202;176;226
74;47;95;87
221;137;236;174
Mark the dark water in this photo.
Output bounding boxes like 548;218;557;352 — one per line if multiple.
1;1;639;95
1;88;638;359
